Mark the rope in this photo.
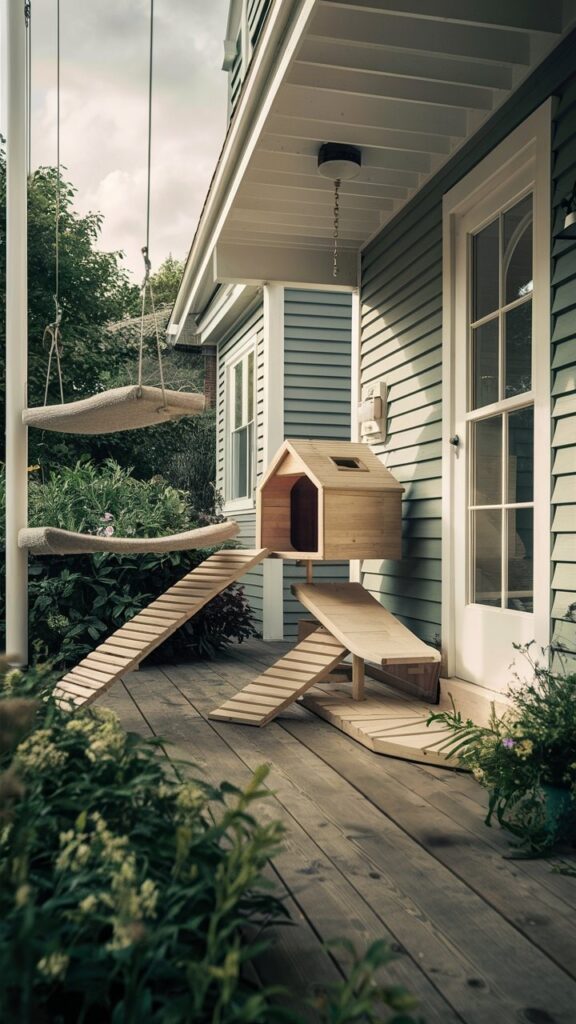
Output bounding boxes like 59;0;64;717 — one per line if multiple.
42;0;64;406
25;2;32;177
136;0;168;410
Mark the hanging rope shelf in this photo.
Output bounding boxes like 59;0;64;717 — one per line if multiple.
18;519;239;557
23;385;205;434
23;0;204;437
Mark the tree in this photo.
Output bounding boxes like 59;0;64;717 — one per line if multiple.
148;253;185;306
0;142;140;468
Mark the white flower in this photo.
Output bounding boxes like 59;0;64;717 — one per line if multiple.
37;952;69;980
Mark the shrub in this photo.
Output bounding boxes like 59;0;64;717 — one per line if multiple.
0;461;256;667
428;645;576;854
0;661;422;1024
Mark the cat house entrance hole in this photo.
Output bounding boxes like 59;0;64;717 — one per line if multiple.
290;477;319;552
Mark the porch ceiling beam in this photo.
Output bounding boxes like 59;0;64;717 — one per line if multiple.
297;38;514;91
289;62;496;111
267;114;453;155
233;194;398;217
323;0;564;35
250;150;422;189
225;218;377;237
222;223;370;241
309;7;531;65
244;168;409;199
221;230;365;247
238;182;395;211
274;85;468;137
214;242;358;288
259;133;434;173
228;208;378;230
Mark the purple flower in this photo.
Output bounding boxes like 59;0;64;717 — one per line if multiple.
103;525;115;537
101;512;114;522
502;737;516;749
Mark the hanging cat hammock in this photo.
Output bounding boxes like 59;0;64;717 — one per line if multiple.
18;519;239;557
23;0;202;435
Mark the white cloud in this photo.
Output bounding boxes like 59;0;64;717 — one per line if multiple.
2;0;229;280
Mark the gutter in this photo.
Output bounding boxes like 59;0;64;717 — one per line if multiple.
169;0;316;341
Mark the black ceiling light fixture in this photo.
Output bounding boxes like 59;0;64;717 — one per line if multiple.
557;180;576;240
317;143;362;277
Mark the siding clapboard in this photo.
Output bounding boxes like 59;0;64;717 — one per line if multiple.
551;80;576;673
283;289;352;638
217;304;265;629
361;208;443;647
361;72;576;669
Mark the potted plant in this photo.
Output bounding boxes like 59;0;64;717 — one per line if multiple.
428;645;576;856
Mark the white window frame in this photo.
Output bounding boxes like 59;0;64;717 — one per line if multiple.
441;100;552;681
223;336;257;514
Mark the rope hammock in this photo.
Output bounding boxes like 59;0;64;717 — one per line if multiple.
19;520;239;557
23;0;203;435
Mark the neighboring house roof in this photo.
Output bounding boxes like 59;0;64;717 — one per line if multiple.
170;0;576;343
107;306;172;344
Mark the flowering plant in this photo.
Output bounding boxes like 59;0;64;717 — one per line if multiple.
0;660;421;1024
428;646;576;855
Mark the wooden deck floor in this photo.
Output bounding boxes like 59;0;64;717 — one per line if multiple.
100;639;576;1024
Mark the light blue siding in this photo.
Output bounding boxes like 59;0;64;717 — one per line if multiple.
361;207;443;647
360;60;576;666
551;80;576;671
282;288;352;638
217;304;265;631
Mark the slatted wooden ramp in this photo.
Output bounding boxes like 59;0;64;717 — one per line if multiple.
209;628;348;726
293;582;441;670
54;549;268;709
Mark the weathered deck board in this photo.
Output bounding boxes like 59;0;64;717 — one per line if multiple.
99;640;576;1024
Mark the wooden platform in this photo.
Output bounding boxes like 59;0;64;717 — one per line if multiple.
54;549;268;708
293;582;440;666
301;679;453;766
99;639;576;1024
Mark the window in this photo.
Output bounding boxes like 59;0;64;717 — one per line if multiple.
468;193;534;613
227;347;255;502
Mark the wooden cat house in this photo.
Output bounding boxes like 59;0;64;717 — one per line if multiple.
256;439;404;560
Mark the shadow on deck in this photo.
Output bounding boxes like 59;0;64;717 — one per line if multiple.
100;638;576;1024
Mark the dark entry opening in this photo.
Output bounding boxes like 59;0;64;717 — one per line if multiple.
290;477;318;552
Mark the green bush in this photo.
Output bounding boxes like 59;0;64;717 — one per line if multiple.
0;662;422;1024
0;461;256;667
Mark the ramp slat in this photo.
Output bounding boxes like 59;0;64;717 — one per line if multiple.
209;628;348;726
53;549;269;710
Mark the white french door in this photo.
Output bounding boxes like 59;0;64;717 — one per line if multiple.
443;105;551;690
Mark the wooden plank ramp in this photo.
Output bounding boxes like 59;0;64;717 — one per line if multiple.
53;548;268;709
209;627;348;726
293;581;441;668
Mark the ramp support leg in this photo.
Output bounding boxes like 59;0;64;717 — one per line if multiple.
352;655;365;701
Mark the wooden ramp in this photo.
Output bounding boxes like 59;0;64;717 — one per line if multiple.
293;582;441;668
209;628;348;726
54;549;268;709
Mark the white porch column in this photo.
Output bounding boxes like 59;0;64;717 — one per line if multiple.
5;0;29;664
262;283;284;640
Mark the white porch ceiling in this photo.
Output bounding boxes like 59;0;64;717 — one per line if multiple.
218;0;571;263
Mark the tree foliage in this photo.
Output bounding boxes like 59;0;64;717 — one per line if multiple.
1;145;208;482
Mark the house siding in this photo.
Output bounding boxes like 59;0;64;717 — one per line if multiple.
217;303;265;631
361;73;576;665
551;79;576;673
282;288;352;639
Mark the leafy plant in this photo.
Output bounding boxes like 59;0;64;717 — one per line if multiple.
0;661;421;1024
0;461;256;668
428;645;576;855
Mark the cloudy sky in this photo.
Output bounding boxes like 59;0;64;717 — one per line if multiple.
2;0;229;280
